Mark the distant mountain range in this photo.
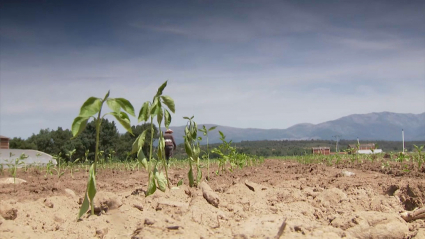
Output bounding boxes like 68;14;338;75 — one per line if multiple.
164;112;425;145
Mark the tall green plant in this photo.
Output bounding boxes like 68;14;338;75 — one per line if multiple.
133;81;175;196
413;145;424;170
211;131;233;174
72;91;135;219
183;116;202;187
199;125;217;181
6;153;27;184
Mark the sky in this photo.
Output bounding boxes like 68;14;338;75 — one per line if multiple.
1;0;424;139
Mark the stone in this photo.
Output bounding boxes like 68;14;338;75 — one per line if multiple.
64;188;77;198
200;182;220;208
0;178;27;185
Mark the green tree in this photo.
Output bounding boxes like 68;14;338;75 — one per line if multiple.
50;127;78;158
27;129;54;153
9;137;37;149
74;118;121;162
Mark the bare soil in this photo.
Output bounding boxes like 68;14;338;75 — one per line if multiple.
1;159;425;238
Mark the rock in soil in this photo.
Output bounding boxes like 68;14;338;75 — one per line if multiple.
0;205;18;220
200;181;220;207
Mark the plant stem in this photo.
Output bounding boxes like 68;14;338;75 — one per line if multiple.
160;130;171;189
91;201;94;215
207;135;210;180
148;117;153;174
94;108;102;173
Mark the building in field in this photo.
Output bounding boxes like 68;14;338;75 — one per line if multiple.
347;143;383;154
0;135;10;149
312;147;330;155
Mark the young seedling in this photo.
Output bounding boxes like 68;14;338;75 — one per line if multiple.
211;131;234;174
84;150;90;163
6;153;28;184
199;125;217;181
107;150;116;163
381;160;390;169
68;158;81;178
52;152;66;178
133;81;175;196
413;145;424;170
45;160;55;177
72;91;135;219
183;116;202;187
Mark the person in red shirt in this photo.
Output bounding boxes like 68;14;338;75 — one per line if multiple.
164;129;177;164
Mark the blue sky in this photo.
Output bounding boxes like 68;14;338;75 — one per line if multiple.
1;0;424;139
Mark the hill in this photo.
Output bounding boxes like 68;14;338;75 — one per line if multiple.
164;112;425;145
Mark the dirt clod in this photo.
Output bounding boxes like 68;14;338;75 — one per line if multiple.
0;207;18;220
43;199;54;208
200;181;220;208
95;227;108;239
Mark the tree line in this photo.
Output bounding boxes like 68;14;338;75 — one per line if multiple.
226;139;425;157
9;119;159;162
10;124;425;161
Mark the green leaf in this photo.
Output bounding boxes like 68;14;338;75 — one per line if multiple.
115;98;135;117
156;81;168;97
71;116;90;139
150;98;161;116
157;137;165;160
191;122;198;139
79;97;102;117
103;91;110;101
193;145;200;158
87;165;96;202
137;130;147;153
161;95;175;113
157;146;163;160
164;109;172;129
140;157;148;170
208;126;217;131
106;98;121;113
183;116;190;120
197;166;202;183
177;179;183;187
138;101;151;122
145;172;157;196
110;112;133;134
77;163;96;220
131;134;141;155
77;193;90;219
188;166;194;187
155;170;167;192
137;147;145;160
158;135;165;149
184;126;191;141
150;98;158;114
199;125;207;134
184;139;192;157
157;107;163;126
